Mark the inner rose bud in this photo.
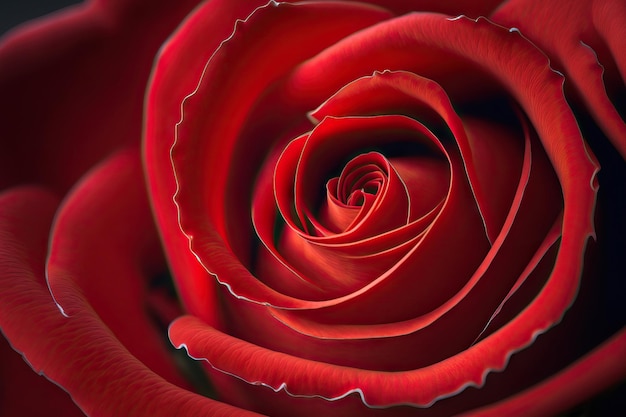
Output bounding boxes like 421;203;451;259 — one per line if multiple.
252;114;452;300
321;150;450;236
323;152;394;234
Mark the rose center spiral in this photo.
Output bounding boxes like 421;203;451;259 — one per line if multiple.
332;152;387;207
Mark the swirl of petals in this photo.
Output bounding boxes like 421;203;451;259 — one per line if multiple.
274;115;439;243
252;145;438;300
251;108;491;319
227;107;567;372
168;11;604;410
166;4;599;322
168;0;397;310
264;109;559;344
0;162;263;417
251;113;447;300
250;68;529;308
322;151;409;233
292;145;412;239
308;70;525;245
261;114;449;299
492;0;626;160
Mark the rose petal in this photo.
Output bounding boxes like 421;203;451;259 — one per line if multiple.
0;332;84;416
46;148;188;387
456;328;626;417
144;0;392;319
0;187;262;417
492;0;626;159
170;312;624;415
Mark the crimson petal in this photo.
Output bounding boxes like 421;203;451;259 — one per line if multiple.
146;0;393;314
0;185;262;417
492;0;626;159
46;148;187;386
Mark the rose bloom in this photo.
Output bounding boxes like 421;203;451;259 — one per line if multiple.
0;0;625;416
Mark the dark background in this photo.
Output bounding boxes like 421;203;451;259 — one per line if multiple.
0;0;82;36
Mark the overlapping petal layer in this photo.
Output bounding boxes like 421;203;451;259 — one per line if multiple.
170;315;626;416
0;151;263;417
492;0;626;159
145;0;392;321
147;1;603;415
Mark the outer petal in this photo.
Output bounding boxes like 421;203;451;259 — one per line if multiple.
46;148;188;387
492;0;626;159
0;335;84;417
0;0;198;192
170;306;621;417
0;187;262;417
457;328;626;417
143;0;282;323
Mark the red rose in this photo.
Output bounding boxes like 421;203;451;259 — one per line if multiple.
1;1;624;416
